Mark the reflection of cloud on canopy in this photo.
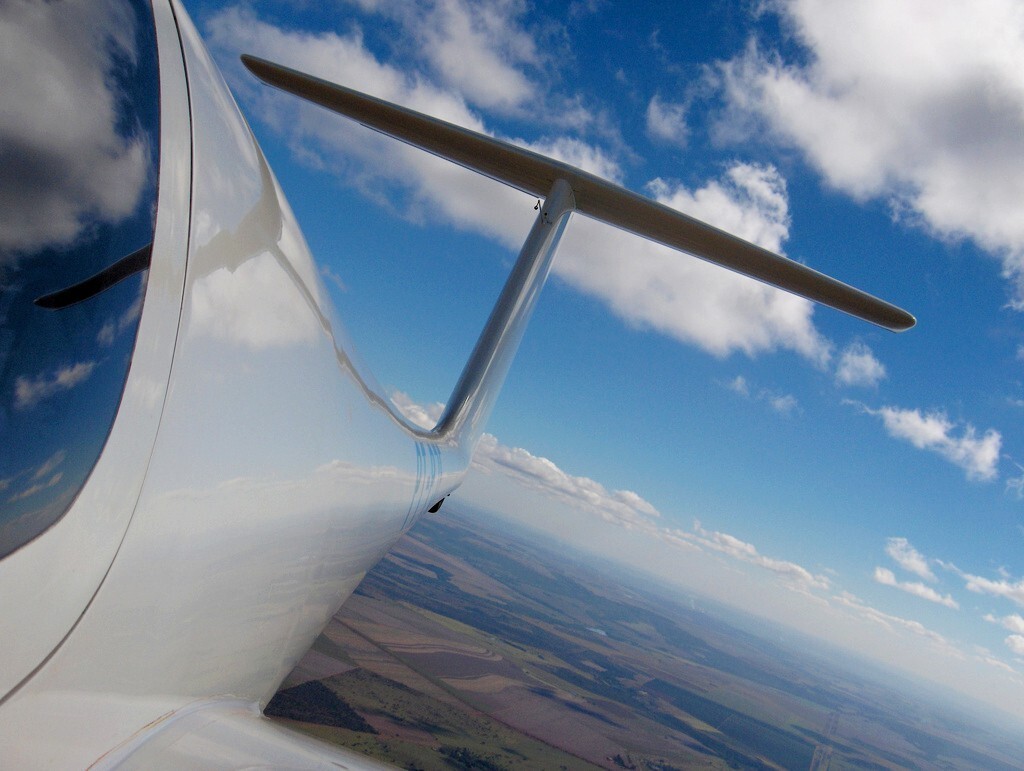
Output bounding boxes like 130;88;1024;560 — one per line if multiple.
152;458;422;537
97;283;145;347
189;253;321;350
7;473;63;504
3;450;68;503
14;362;97;410
0;0;149;256
391;391;445;430
31;450;67;482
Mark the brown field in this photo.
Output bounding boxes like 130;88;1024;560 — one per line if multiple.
267;507;1024;770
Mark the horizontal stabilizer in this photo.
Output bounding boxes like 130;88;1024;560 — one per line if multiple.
241;55;914;332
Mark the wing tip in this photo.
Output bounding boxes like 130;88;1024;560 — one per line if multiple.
888;309;917;333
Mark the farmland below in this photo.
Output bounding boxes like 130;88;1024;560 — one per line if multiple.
267;506;1024;769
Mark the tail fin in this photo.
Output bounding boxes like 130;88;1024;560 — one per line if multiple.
241;56;914;445
241;55;913;332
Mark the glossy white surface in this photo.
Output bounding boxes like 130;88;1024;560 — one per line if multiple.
0;0;190;702
95;700;394;769
0;0;465;764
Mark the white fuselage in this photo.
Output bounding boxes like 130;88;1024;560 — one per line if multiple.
0;2;461;764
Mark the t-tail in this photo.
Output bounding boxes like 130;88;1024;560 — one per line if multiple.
241;55;914;457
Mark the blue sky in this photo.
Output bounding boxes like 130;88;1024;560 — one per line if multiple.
191;0;1024;720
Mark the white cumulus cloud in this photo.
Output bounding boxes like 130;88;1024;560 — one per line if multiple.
959;571;1024;607
557;163;831;363
719;0;1024;306
400;0;537;113
833;591;953;647
835;342;886;387
854;404;1001;481
873;566;958;609
984;615;1024;660
885;537;936;582
984;613;1024;634
721;374;799;415
341;0;569;119
645;94;689;146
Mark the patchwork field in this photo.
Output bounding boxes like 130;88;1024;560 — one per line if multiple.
267;507;1024;769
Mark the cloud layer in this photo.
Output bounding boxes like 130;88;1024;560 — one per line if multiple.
472;433;662;531
834;591;951;647
873;566;958;609
467;421;831;594
961;571;1024;608
875;532;961;612
691;523;830;592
